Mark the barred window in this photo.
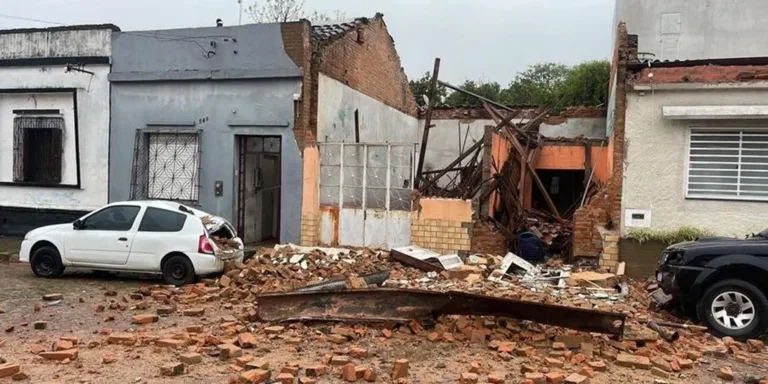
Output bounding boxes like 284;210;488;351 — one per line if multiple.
687;128;768;200
130;130;201;205
13;116;64;184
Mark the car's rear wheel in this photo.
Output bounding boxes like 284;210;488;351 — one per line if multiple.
698;279;768;340
162;255;195;286
31;245;65;278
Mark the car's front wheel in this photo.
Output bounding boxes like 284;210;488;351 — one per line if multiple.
162;255;195;286
30;245;65;278
698;279;768;340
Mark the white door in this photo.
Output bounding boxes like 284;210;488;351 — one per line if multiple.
65;205;142;265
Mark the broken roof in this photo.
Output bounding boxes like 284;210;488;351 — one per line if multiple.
311;13;383;41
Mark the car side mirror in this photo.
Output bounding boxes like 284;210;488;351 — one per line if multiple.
73;219;83;230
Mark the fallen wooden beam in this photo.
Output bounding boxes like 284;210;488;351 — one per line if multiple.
256;288;626;336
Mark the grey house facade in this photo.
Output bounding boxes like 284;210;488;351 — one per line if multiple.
108;23;304;244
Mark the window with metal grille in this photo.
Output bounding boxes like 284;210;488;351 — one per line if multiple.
130;130;201;204
12;116;64;184
687;128;768;200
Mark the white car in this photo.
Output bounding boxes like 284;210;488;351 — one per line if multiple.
19;201;244;285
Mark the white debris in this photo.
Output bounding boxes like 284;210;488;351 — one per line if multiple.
289;254;305;264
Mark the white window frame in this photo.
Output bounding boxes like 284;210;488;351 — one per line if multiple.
685;126;768;202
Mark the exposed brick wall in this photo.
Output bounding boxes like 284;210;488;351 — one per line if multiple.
281;21;315;150
411;216;472;255
597;226;620;271
300;213;319;246
572;22;630;258
470;220;507;255
314;16;418;119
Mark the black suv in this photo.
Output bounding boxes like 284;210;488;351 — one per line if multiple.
656;231;768;339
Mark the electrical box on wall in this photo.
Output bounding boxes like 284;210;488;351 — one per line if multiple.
625;209;652;228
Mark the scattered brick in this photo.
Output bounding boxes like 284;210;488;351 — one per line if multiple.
245;360;269;370
180;353;202;365
186;324;204;333
328;334;348;344
102;355;117;364
0;364;20;379
516;346;535;357
131;314;158;324
546;357;565;368
264;326;285;334
545;372;565;384
276;372;295;384
304;365;326;377
524;372;545;384
459;372;479;384
11;372;28;381
676;358;693;370
108;333;137;345
33;321;46;330
156;306;175;315
331;355;350;366
392;358;409;379
218;344;243;360
579;367;595;379
349;347;368;358
363;367;377;382
28;344;44;354
427;332;441;342
42;294;63;301
240;369;270;383
552;342;567;350
488;372;505;384
237;333;257;349
616;354;650;369
718;366;734;381
39;349;78;361
563;373;589;384
299;378;316;384
342;363;357;382
381;329;393;338
520;363;538;374
281;366;299;376
183;308;205;316
53;340;74;351
651;367;669;379
161;362;184;376
155;339;185;349
650;357;671;372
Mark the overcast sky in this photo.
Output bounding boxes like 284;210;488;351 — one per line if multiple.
0;0;615;85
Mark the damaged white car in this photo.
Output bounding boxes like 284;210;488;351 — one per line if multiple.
19;201;244;285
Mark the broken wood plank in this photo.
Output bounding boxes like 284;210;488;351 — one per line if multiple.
416;58;441;187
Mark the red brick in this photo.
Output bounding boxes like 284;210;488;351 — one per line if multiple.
264;326;285;334
331;355;350;366
245;360;269;370
237;333;257;349
304;365;326;377
131;314;158;324
53;339;74;351
182;308;205;316
616;354;650;369
392;358;409;379
587;361;606;372
156;339;185;349
108;333;137;345
363;367;377;382
341;363;357;382
180;353;202;365
525;373;545;384
459;372;479;383
275;372;294;384
579;367;595;378
240;369;270;383
718;366;734;381
564;373;589;384
186;324;204;333
102;355;117;364
545;372;565;384
349;347;368;358
488;372;505;384
299;378;316;384
0;364;20;378
40;349;78;361
219;344;243;360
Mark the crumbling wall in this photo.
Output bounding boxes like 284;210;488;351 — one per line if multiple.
572;22;631;258
470;220;507;255
281;21;314;150
597;226;620;271
411;198;472;254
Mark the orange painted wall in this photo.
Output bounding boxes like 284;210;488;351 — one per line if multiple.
302;147;320;214
535;144;610;183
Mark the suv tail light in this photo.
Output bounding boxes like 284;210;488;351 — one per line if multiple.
198;234;214;254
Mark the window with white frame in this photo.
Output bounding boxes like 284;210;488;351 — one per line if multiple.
687;128;768;200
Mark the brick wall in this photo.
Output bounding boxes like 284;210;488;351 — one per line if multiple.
572;22;630;258
300;213;319;246
281;21;315;150
470;220;507;255
411;217;472;255
597;226;620;271
314;15;418;119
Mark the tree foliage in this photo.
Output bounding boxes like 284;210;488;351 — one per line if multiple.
247;0;345;23
409;72;448;107
409;60;610;110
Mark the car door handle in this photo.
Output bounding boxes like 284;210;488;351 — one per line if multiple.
118;237;128;242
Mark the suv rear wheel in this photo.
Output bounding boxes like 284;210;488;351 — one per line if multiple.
698;279;768;340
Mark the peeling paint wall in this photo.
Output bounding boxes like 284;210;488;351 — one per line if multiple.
623;88;768;236
316;73;419;143
418;119;496;173
539;118;607;139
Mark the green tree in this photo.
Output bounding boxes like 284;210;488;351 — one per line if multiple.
442;80;503;106
557;60;610;107
501;62;569;107
409;72;448;107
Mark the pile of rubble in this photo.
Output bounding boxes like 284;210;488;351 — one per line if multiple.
1;245;767;383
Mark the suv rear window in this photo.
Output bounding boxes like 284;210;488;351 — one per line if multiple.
138;207;187;232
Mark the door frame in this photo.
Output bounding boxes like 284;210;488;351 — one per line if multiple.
236;135;282;244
